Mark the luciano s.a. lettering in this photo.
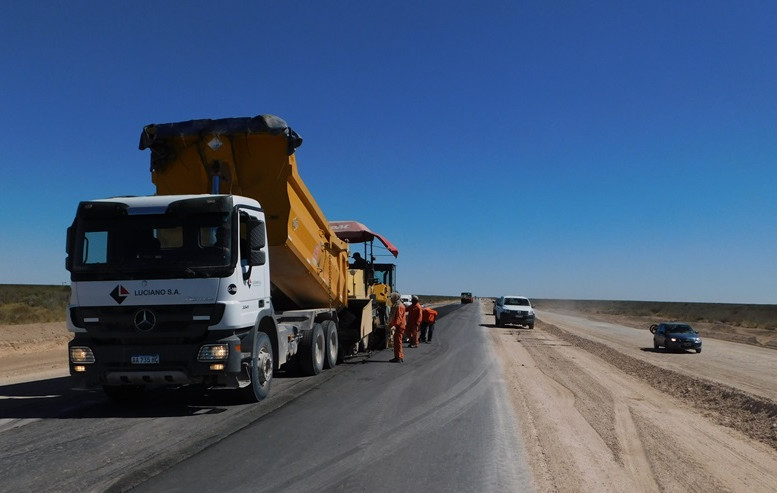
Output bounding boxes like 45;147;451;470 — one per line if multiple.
133;288;181;296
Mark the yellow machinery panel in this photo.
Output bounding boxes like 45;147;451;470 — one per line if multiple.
140;115;349;310
346;269;368;299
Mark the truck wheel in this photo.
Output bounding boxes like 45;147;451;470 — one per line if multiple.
299;323;325;376
322;320;339;369
494;314;501;327
103;384;145;402
240;331;273;403
528;323;534;330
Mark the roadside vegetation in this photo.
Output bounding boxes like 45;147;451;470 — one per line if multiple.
534;299;777;331
0;284;70;324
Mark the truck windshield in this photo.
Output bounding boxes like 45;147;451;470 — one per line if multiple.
69;211;235;281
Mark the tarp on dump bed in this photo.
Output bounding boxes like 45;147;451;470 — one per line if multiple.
330;221;399;258
139;114;303;170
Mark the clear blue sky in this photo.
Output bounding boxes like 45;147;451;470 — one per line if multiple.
2;1;776;303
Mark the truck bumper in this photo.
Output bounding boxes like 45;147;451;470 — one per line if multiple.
499;312;535;325
665;340;702;352
68;332;246;389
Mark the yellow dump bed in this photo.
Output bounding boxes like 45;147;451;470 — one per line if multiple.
139;115;349;310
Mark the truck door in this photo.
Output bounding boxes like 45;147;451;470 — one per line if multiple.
237;209;270;304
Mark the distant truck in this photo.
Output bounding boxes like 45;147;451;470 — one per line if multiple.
461;292;473;304
66;115;398;402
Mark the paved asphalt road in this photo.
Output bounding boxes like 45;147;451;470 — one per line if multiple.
132;302;532;492
0;302;533;493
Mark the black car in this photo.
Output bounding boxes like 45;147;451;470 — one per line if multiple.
651;322;702;353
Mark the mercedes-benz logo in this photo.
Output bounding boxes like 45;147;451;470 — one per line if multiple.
133;308;156;331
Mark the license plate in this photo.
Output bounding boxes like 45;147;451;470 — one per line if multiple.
131;355;160;364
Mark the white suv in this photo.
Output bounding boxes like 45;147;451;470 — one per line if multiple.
400;294;412;307
493;296;535;329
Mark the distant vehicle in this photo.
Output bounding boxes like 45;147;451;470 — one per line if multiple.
493;296;535;329
650;322;702;353
460;292;473;303
400;294;412;307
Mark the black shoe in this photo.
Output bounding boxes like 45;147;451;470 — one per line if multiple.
389;357;403;363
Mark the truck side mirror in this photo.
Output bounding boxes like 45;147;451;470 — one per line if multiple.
249;250;266;266
247;218;266;266
65;226;74;272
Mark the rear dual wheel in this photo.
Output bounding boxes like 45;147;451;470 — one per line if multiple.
322;320;339;369
299;323;326;376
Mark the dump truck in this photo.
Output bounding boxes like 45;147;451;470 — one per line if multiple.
65;114;398;402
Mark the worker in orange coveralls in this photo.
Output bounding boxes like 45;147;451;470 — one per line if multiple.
419;306;438;343
388;292;407;363
406;295;423;348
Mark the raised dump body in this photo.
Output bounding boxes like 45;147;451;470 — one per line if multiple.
139;115;348;310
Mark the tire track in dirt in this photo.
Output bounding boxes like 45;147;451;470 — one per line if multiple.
538;320;777;451
489;314;777;493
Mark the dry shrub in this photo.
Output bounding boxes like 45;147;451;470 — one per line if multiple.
0;285;70;325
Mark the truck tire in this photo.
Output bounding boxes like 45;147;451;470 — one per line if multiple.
322;320;339;369
103;384;145;402
494;313;501;327
240;331;273;403
299;323;325;376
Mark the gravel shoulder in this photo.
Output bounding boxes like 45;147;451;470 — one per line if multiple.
485;301;777;493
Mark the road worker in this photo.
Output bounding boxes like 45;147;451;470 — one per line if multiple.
406;295;423;348
388;292;407;363
419;305;438;343
350;252;367;269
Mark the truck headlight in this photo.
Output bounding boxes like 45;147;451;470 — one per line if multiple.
198;344;229;361
70;346;95;364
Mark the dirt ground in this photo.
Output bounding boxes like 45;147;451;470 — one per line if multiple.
3;308;777;492
485;300;777;493
0;321;70;385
